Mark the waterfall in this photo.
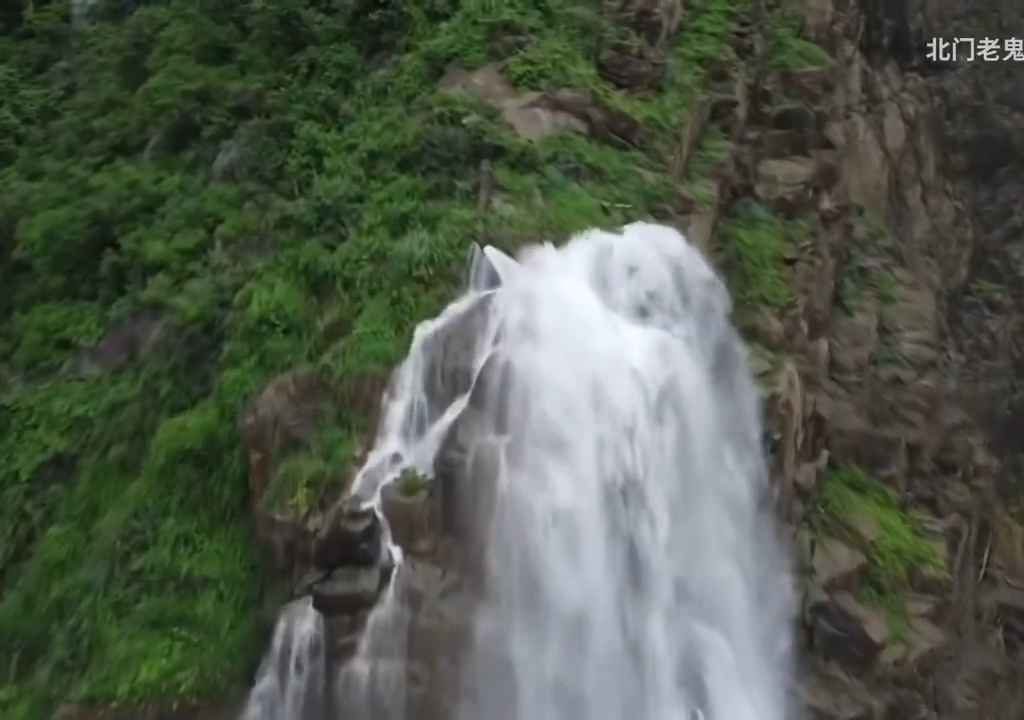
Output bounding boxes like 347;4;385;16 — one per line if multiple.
239;598;327;720
241;222;795;720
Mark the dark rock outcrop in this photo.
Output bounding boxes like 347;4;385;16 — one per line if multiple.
313;500;382;570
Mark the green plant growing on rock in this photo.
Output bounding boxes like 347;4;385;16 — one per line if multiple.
682;126;732;209
817;465;947;636
767;12;832;71
718;200;796;310
397;468;431;498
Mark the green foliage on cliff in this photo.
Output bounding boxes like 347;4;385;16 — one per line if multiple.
0;0;750;715
718;200;800;309
767;11;832;71
821;466;944;589
819;465;947;634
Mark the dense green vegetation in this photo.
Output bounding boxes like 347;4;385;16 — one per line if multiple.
0;0;756;715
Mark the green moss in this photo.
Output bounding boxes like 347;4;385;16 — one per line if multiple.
718;200;798;309
818;465;947;634
681;127;732;209
397;468;431;498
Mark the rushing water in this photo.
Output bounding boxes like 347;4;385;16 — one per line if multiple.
240;598;327;720
242;222;794;720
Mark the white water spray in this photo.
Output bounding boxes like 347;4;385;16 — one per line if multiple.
242;222;794;720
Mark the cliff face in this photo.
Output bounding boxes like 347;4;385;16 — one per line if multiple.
757;0;1024;716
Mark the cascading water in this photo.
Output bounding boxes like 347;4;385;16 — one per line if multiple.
241;222;794;720
240;598;327;720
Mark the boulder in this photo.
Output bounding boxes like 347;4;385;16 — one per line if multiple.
312;566;384;616
313;500;383;570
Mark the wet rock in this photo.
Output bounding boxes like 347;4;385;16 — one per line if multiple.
763;361;804;512
811;536;868;590
312;566;384;615
382;476;437;557
903;616;947;669
313;500;382;570
741;307;786;349
808;596;884;670
833;591;890;647
801;664;877;720
435;353;509;565
417;292;496;429
293;568;330;598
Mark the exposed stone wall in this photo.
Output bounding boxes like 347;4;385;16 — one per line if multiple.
753;1;1024;717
